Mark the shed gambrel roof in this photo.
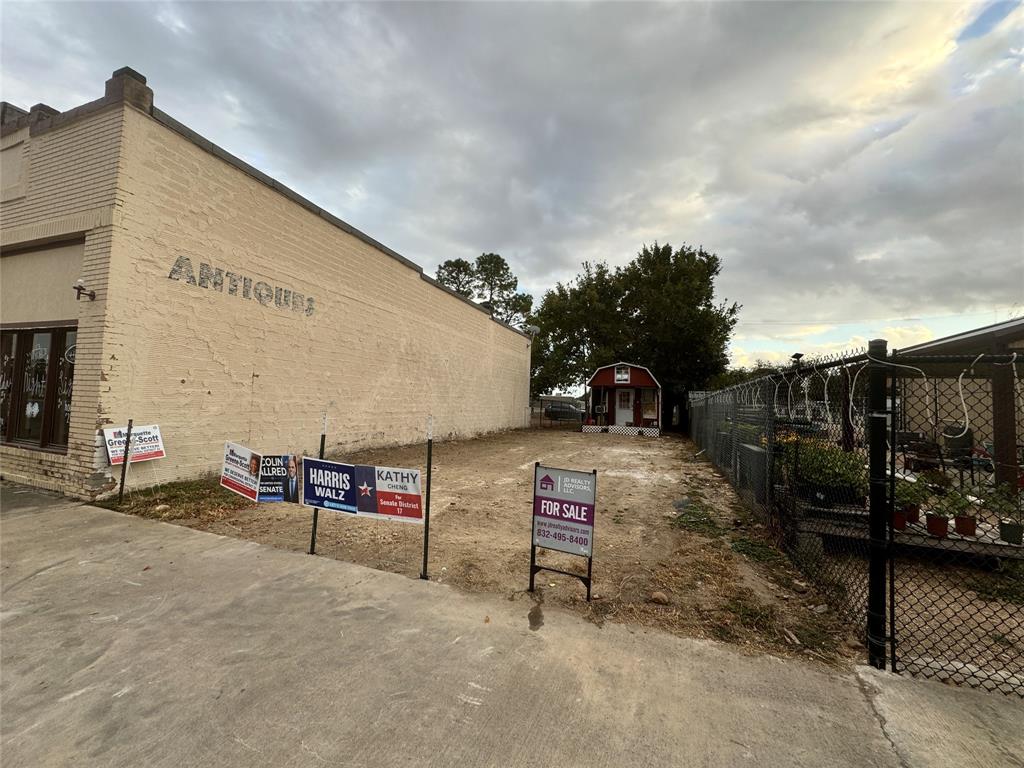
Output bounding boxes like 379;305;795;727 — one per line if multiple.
586;362;661;388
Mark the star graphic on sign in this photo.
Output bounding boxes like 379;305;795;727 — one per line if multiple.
358;482;373;497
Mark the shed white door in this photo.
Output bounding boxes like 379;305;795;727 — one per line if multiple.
616;389;633;426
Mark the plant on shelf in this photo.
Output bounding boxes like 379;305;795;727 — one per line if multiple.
985;485;1023;546
918;468;952;496
732;422;764;447
786;439;868;507
945;489;977;537
893;479;929;530
924;493;956;538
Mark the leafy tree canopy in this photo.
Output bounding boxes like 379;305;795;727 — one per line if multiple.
435;252;533;328
435;258;476;298
529;243;739;411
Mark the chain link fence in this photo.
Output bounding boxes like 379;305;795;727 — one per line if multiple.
690;346;1023;696
690;351;873;633
888;353;1023;694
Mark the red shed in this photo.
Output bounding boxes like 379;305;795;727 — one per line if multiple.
585;362;661;434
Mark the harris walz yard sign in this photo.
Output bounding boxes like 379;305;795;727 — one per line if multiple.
302;457;423;523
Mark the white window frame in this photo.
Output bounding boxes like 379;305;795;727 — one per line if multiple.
614;365;630;383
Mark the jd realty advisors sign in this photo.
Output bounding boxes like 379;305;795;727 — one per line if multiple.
532;465;596;557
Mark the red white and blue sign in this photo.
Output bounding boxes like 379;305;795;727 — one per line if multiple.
355;464;423;523
304;458;423;524
302;457;357;512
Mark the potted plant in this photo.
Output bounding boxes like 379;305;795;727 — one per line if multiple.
925;505;951;538
894;479;928;529
946;491;976;537
986;486;1023;546
790;440;868;507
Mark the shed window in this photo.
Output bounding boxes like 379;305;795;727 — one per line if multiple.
614;365;630;383
0;326;76;451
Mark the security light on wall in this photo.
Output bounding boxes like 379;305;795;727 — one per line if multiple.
525;325;540;337
73;278;95;301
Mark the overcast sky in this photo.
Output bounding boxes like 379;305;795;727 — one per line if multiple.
3;1;1021;364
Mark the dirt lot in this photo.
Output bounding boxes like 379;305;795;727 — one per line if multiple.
109;429;861;662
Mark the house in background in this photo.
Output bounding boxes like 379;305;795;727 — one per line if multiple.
583;362;661;436
896;316;1023;488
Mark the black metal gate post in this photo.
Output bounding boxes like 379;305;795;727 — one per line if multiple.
888;366;899;673
867;338;889;669
117;419;133;505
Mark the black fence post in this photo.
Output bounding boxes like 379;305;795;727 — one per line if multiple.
309;412;326;556
867;338;889;669
420;416;433;581
888;366;899;673
764;378;775;513
117;419;133;505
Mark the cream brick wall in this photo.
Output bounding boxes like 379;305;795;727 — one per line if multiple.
0;107;126;497
1;106;124;230
92;105;530;491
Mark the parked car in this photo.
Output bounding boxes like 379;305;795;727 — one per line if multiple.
543;402;584;421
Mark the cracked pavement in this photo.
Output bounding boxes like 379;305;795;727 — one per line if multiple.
2;486;1020;767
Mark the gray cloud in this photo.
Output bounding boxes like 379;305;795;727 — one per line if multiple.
2;1;1021;344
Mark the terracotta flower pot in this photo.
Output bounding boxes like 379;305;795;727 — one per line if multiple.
892;508;907;531
925;513;949;538
954;515;977;537
903;504;920;524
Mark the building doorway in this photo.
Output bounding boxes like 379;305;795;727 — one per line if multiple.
616;389;634;426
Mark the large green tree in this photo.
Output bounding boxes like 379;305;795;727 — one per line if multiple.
529;243;739;428
434;252;533;328
435;258;476;298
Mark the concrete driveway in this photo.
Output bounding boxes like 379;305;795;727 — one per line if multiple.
1;485;1020;767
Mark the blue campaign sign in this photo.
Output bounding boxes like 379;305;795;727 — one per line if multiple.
354;464;377;514
302;457;357;513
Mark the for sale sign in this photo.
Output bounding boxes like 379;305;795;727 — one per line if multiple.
104;424;166;465
533;465;596;557
220;442;261;501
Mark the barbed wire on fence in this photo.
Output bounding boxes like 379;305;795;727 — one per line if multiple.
690;348;1023;696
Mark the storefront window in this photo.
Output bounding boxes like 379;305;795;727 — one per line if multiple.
0;326;76;451
52;331;76;446
15;332;50;442
0;334;15;437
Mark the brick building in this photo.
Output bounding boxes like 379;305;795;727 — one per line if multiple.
0;68;531;497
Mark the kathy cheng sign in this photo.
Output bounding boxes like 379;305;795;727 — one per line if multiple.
168;256;316;316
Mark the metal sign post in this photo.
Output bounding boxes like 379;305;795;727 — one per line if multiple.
309;411;327;555
117;419;133;505
528;462;597;601
420;415;433;580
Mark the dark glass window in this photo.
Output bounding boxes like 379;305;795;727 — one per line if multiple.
0;326;76;451
0;333;15;437
15;332;51;442
52;330;76;447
